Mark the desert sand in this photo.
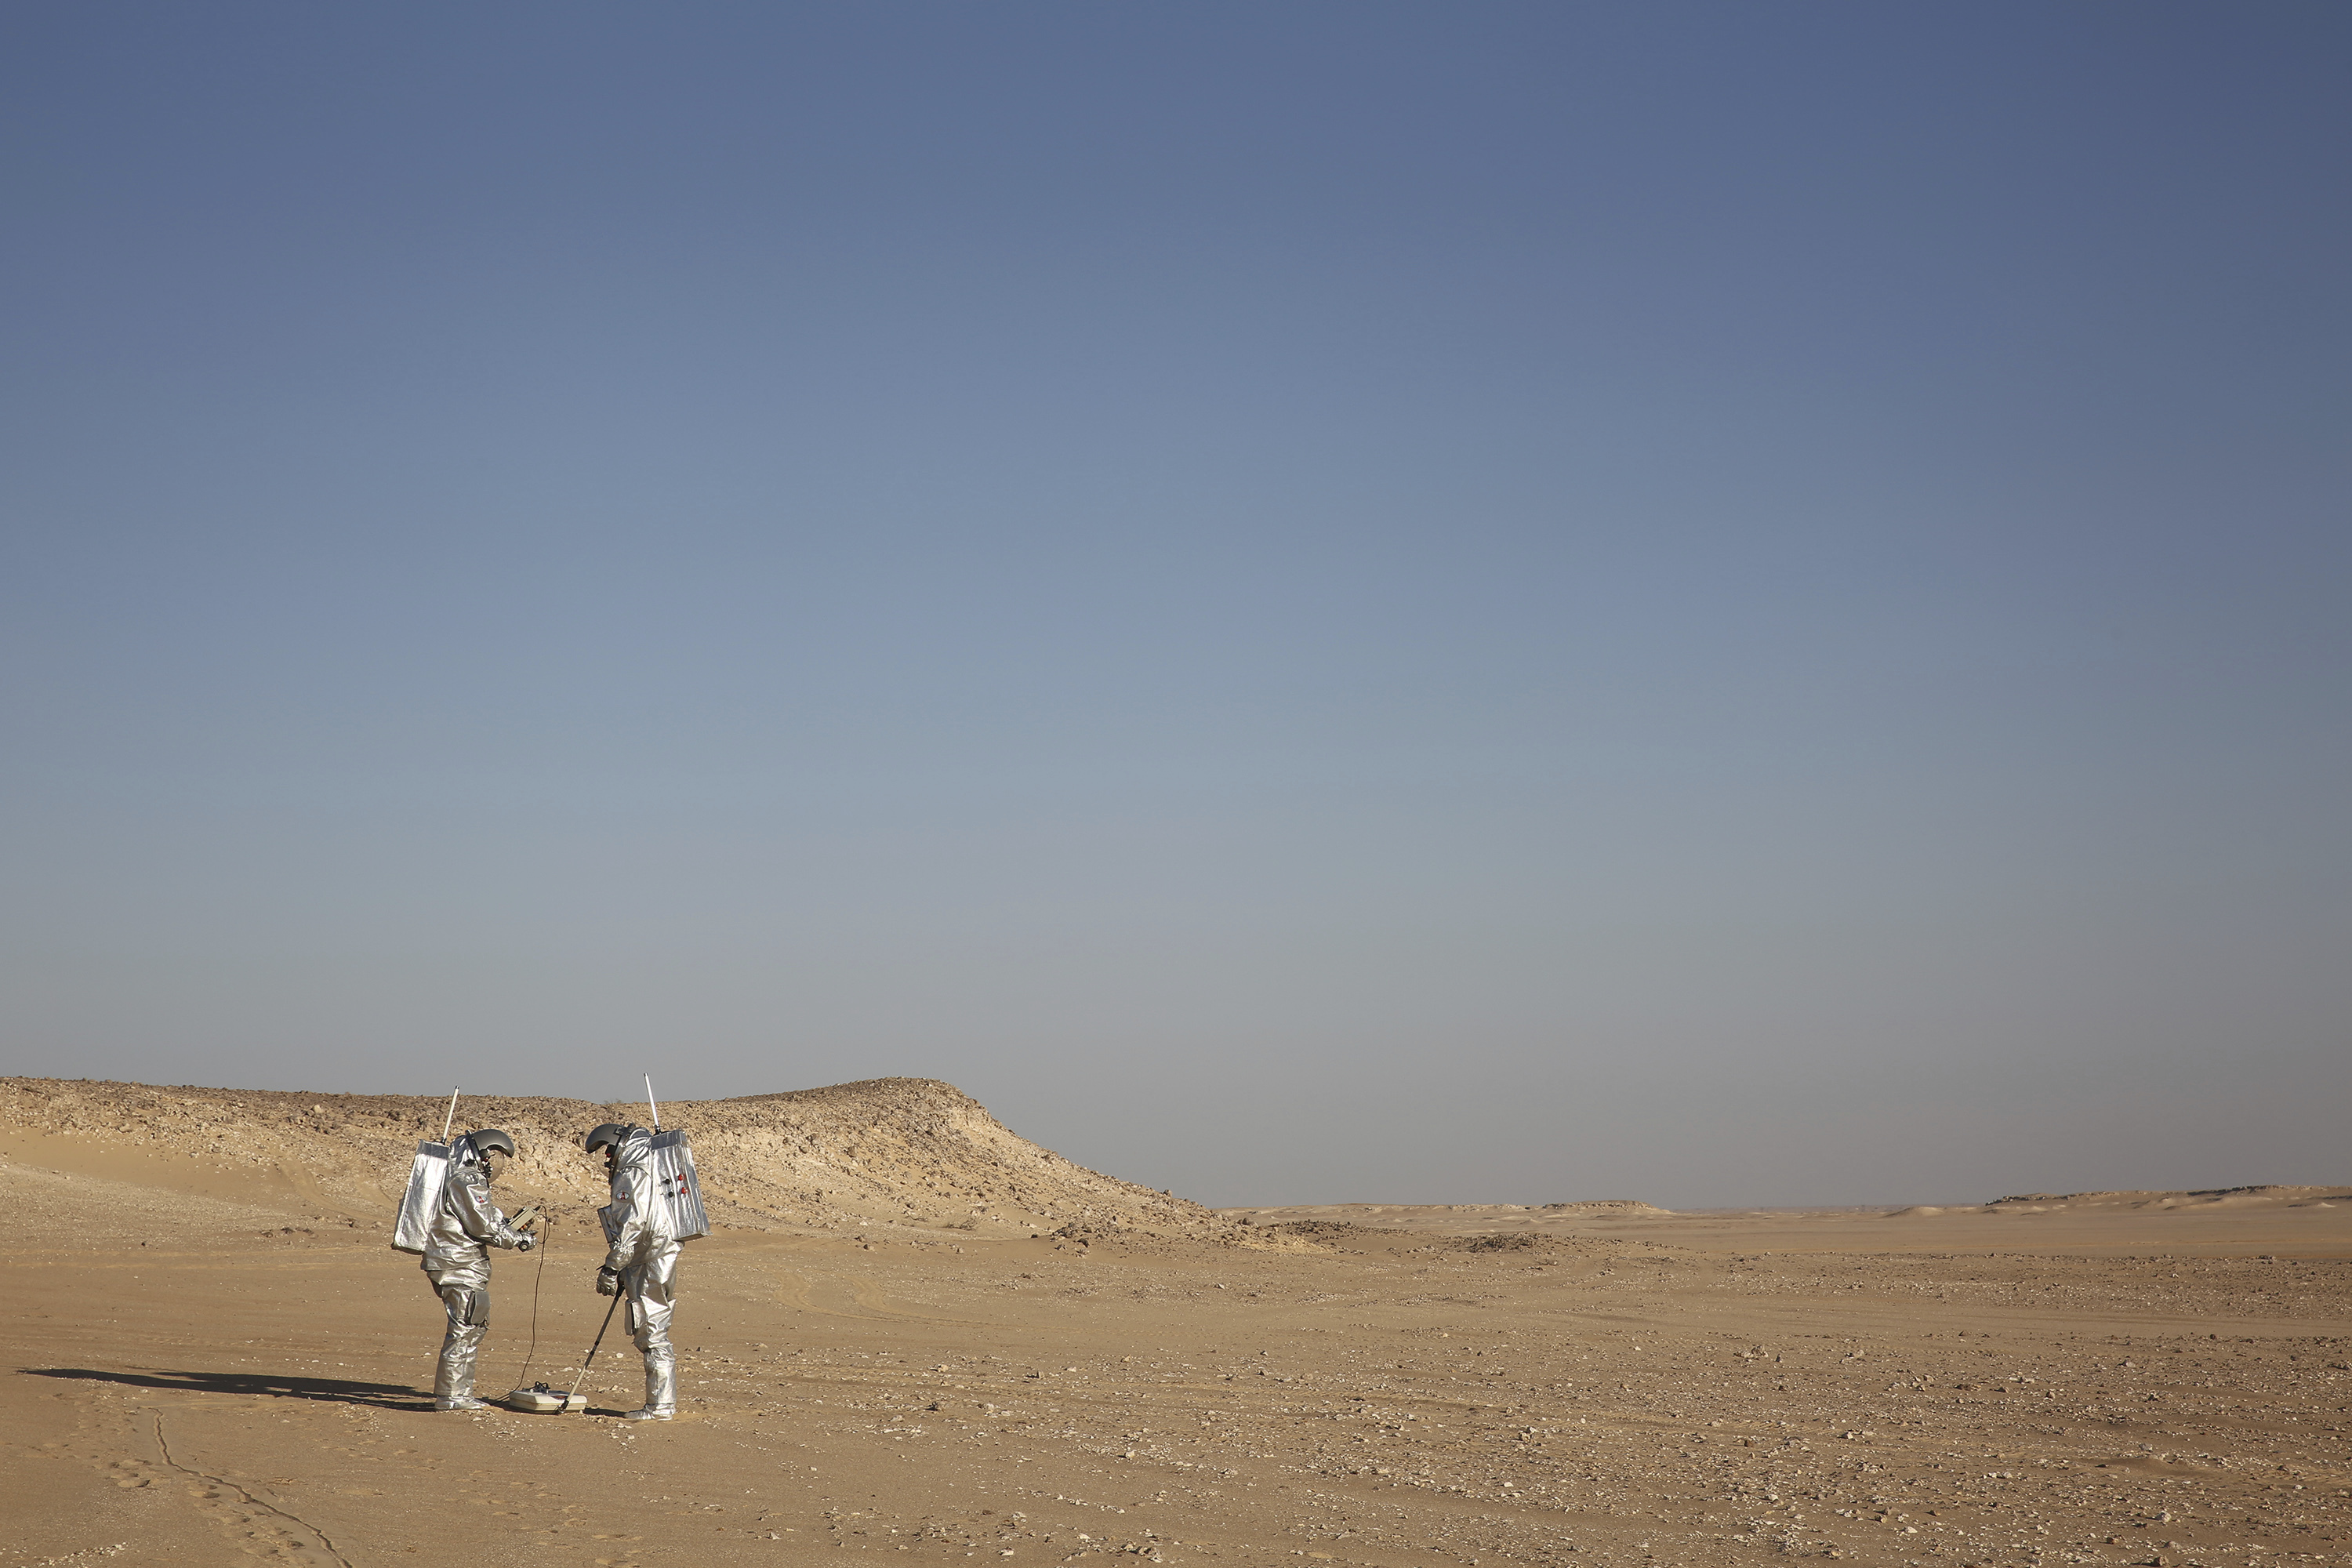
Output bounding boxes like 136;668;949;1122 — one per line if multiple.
3;1077;2347;1568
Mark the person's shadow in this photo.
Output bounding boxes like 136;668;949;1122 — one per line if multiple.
23;1367;629;1416
24;1366;434;1410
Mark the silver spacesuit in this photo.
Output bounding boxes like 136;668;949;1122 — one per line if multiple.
420;1130;532;1411
588;1124;684;1421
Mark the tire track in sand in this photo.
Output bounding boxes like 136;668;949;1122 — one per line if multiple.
141;1406;354;1566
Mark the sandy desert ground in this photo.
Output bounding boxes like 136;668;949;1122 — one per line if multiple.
2;1078;2347;1568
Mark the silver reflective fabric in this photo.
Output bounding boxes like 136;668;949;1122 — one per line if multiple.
601;1127;688;1417
434;1284;488;1404
420;1141;528;1405
390;1142;452;1254
600;1127;673;1261
624;1249;681;1416
648;1129;710;1242
422;1147;528;1290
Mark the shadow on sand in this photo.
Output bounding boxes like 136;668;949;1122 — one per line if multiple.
24;1366;439;1411
22;1366;630;1417
27;1373;635;1420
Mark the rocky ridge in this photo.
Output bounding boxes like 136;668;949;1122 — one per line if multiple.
0;1076;1246;1243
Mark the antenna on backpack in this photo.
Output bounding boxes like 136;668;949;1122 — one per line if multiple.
645;1075;659;1132
441;1085;460;1143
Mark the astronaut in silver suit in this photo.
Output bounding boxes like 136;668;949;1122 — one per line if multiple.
421;1129;533;1411
586;1123;681;1421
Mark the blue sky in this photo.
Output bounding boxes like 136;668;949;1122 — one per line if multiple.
4;2;2347;1207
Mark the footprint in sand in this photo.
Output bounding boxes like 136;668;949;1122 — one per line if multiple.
179;1483;339;1564
102;1457;160;1489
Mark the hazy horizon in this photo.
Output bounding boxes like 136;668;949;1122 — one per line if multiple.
16;1065;2346;1217
5;3;2347;1212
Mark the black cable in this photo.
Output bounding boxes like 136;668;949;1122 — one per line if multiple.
515;1215;548;1389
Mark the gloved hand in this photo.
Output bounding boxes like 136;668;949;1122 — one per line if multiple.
595;1265;621;1297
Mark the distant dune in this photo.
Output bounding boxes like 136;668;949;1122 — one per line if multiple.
1887;1188;2348;1218
1219;1200;1677;1236
1225;1185;2352;1236
1980;1185;2349;1211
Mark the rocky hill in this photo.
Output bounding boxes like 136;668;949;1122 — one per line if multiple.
0;1076;1233;1243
